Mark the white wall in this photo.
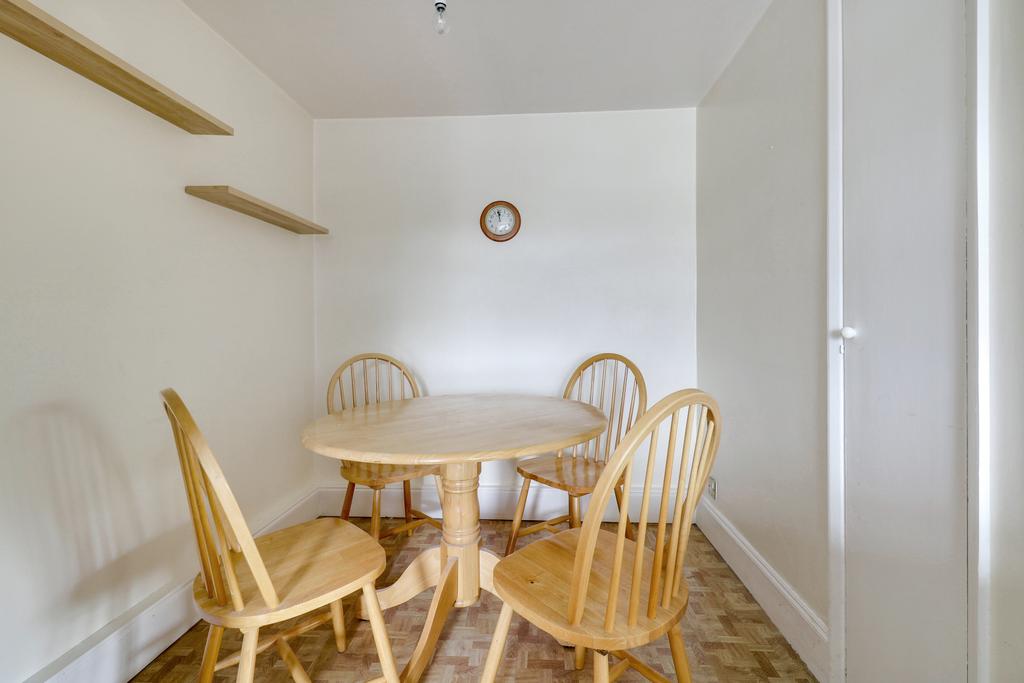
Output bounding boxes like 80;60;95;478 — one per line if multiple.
314;109;697;516
988;0;1024;677
695;0;828;644
0;1;316;680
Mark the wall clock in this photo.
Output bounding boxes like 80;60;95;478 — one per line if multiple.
480;200;521;242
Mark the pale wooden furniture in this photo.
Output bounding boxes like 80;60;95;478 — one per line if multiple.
482;389;722;683
301;394;606;681
161;388;399;683
505;353;648;555
327;354;442;540
0;0;232;134
185;186;329;235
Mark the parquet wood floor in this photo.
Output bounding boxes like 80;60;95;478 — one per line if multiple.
132;519;816;682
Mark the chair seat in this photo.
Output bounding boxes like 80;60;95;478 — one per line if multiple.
341;461;439;487
194;517;386;629
516;453;605;496
493;528;689;651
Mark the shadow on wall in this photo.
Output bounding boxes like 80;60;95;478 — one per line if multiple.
2;401;187;672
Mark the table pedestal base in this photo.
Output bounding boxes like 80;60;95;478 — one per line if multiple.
439;462;482;606
358;463;502;682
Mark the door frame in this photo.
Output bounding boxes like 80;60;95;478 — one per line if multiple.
967;0;990;681
825;1;846;681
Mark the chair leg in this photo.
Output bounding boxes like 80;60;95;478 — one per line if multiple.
198;624;223;683
505;478;531;556
330;599;347;653
403;480;414;536
614;483;636;541
275;637;312;683
362;583;400;683
370;488;382;540
236;627;259;683
668;624;693;683
594;650;610;683
481;602;514;683
341;481;356;520
568;494;581;528
574;645;586;670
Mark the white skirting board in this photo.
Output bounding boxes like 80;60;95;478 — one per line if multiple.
36;485;827;682
32;487;323;683
317;480;585;521
695;500;829;681
316;480;671;523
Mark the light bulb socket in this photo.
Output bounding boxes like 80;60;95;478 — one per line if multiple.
434;1;446;12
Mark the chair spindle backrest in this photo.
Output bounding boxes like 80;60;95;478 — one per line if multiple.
561;353;648;463
567;389;721;631
161;388;279;612
327;353;421;414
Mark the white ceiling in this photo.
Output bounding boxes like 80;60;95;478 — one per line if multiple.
183;0;771;119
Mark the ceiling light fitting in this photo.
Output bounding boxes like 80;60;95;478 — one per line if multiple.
434;1;450;35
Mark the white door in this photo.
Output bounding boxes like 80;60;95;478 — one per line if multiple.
841;0;969;680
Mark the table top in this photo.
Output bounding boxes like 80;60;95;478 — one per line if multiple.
301;394;607;465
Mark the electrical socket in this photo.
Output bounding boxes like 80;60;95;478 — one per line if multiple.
707;477;718;500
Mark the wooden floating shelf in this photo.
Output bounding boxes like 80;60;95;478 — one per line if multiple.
185;186;329;236
0;0;233;135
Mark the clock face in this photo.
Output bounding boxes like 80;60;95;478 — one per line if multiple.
480;201;521;242
485;205;515;235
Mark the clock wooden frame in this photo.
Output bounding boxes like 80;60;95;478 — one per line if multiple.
480;201;521;242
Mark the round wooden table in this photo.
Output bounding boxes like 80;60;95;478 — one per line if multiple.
301;394;606;680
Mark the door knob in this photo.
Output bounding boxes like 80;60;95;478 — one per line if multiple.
840;326;858;340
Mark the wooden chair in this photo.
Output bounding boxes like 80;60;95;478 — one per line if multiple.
505;353;647;555
483;389;722;683
161;388;400;683
327;353;443;540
